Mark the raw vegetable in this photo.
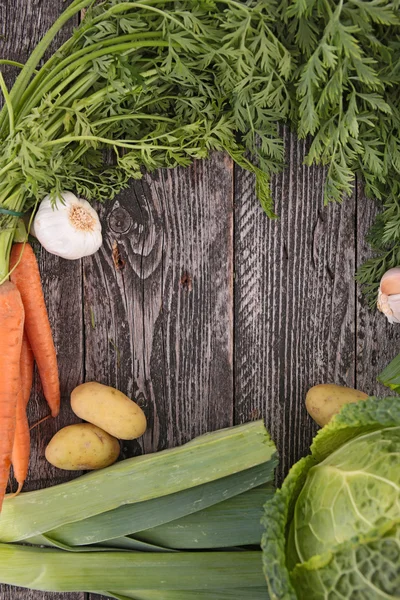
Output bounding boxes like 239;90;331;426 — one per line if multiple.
108;590;270;600
262;396;400;599
108;591;270;600
377;267;400;323
71;382;147;440
305;383;368;427
0;421;276;598
10;332;34;496
132;485;272;550
17;332;34;408
45;423;120;471
0;280;24;510
0;420;276;542
10;392;29;495
43;463;272;547
36;534;174;553
9;243;60;417
32;192;102;259
28;482;274;552
378;352;400;393
0;543;267;594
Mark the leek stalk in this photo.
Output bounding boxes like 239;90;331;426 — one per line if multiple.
44;462;273;547
106;589;270;599
0;544;266;592
131;485;273;549
0;421;276;542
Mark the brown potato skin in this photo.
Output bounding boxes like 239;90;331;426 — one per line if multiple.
306;384;368;427
71;382;147;440
45;423;120;471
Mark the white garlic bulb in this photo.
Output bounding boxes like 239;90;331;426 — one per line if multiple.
377;267;400;324
32;192;102;260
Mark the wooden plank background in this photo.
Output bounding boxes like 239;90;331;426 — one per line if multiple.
1;1;400;599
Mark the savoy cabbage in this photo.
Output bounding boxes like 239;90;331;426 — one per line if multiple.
262;397;400;599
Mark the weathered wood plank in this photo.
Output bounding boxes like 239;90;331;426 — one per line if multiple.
83;153;234;459
356;180;400;395
0;1;83;599
0;0;73;48
85;154;233;600
146;155;234;443
234;130;357;481
0;0;78;81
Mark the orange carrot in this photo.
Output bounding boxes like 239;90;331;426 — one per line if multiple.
10;389;29;497
0;281;24;510
11;333;34;496
10;243;60;417
19;332;34;406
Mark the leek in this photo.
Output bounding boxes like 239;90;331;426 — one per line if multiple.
131;485;273;549
0;544;266;592
44;463;272;547
30;484;273;552
0;421;276;542
28;534;174;553
106;589;270;600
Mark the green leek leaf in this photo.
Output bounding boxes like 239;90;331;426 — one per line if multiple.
1;421;276;543
0;544;266;592
133;485;274;550
46;463;274;547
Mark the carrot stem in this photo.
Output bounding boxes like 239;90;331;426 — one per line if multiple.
0;229;15;283
0;72;14;135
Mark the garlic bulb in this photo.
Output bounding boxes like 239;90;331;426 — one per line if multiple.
32;192;102;260
377;267;400;324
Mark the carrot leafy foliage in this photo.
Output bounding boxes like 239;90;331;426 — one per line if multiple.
0;0;399;300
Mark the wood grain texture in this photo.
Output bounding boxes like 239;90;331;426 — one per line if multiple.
234;129;357;481
83;153;234;463
0;0;73;56
356;180;400;395
145;155;234;443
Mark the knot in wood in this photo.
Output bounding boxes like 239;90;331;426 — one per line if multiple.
108;207;133;234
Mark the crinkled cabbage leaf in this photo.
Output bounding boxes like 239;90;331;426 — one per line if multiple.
262;397;400;600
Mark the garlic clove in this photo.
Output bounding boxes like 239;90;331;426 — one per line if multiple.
378;290;400;324
33;192;102;260
380;267;400;296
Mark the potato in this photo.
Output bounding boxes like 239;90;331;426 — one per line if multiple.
45;423;120;471
306;384;368;427
71;382;147;440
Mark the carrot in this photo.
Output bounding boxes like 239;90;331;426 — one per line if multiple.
0;281;24;510
11;333;34;496
10;389;29;497
19;332;34;406
10;243;60;417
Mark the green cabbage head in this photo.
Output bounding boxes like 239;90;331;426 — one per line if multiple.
262;397;400;599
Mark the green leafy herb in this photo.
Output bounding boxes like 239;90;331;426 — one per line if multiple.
0;0;293;280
